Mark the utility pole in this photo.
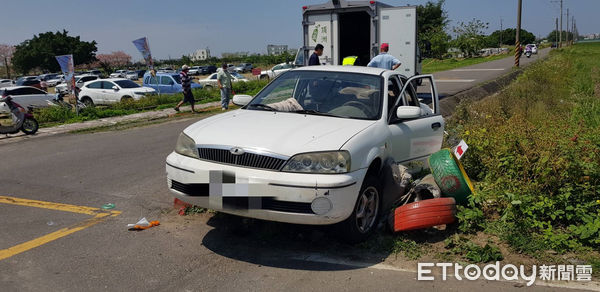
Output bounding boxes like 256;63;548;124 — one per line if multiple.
500;18;503;46
572;16;575;43
555;18;559;46
559;0;563;48
4;56;9;79
515;0;522;67
566;8;569;45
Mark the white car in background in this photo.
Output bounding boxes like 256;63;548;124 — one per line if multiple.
526;44;538;54
197;71;249;89
110;70;127;78
46;75;64;87
0;79;15;88
1;86;54;108
55;74;99;94
260;62;295;80
78;78;156;106
125;71;138;80
166;66;444;242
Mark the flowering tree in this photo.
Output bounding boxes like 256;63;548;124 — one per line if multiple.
96;51;131;67
0;44;15;78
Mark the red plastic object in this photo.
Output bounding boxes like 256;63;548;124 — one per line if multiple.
392;198;456;232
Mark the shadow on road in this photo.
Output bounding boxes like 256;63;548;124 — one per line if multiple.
201;213;392;271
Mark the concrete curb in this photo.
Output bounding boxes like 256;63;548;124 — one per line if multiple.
439;69;523;117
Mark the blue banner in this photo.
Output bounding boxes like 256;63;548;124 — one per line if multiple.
132;37;153;67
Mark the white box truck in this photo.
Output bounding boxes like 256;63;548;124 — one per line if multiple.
296;0;422;77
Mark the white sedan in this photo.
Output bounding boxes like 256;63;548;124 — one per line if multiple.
78;78;156;106
165;66;444;242
197;71;248;89
260;62;294;80
0;79;15;88
1;86;54;108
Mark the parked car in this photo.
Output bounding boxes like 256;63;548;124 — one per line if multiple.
16;77;42;89
197;71;249;89
78;78;156;106
201;65;217;74
39;73;59;82
110;70;127;78
166;66;444;242
55;74;99;94
125;71;138;80
260;63;295;80
85;69;103;78
46;75;64;87
234;63;253;73
526;44;538;54
1;86;54;108
142;72;202;94
157;67;175;73
0;79;15;88
136;70;146;78
188;66;203;75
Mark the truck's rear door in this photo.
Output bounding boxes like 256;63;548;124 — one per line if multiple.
304;13;338;65
378;6;417;76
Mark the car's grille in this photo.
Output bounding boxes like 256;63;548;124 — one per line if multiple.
170;180;208;196
197;147;286;171
261;198;314;214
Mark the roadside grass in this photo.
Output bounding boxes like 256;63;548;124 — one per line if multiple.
36;79;268;127
438;43;600;269
422;52;511;74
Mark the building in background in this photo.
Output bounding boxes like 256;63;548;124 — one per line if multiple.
267;44;288;56
190;48;211;61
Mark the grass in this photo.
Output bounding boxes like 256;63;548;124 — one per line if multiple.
438;42;600;269
422;52;512;73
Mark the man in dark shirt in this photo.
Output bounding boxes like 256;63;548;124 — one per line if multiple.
308;44;324;66
174;65;196;112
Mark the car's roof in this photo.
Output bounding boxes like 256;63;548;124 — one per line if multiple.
293;65;387;76
1;86;45;91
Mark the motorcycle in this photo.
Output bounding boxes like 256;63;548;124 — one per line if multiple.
0;95;39;135
525;50;532;58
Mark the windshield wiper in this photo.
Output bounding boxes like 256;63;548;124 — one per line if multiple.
293;109;336;117
246;103;277;111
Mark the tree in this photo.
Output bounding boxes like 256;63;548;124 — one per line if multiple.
0;44;15;78
546;30;574;43
484;28;535;47
96;51;132;72
417;0;450;59
11;30;97;74
452;18;489;57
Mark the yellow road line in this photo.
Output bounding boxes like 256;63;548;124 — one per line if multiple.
0;196;101;215
0;212;117;261
0;196;122;261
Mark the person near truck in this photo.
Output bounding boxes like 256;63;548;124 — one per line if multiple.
367;43;401;70
308;44;324;66
217;63;233;110
174;65;196;113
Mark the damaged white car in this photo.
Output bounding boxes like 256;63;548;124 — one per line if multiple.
166;66;444;242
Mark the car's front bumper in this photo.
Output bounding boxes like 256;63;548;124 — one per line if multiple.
166;152;366;225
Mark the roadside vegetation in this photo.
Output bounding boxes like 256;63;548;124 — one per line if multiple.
35;80;268;127
421;51;511;74
366;43;600;269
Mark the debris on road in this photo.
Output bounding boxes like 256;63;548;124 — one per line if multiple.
101;203;116;210
127;217;160;230
429;148;474;205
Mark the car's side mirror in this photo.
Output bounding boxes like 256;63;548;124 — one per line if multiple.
232;94;252;106
396;106;421;120
112;86;119;91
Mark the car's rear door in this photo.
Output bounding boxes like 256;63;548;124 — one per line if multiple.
84;81;104;104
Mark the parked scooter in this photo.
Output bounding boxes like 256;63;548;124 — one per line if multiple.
0;95;39;135
525;50;532;58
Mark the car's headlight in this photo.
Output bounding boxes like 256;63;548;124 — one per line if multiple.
174;132;199;159
282;151;351;174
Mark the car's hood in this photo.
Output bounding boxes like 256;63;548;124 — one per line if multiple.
184;109;376;157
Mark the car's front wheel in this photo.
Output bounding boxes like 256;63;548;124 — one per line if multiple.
336;174;381;243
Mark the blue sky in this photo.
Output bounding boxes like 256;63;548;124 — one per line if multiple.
2;0;598;60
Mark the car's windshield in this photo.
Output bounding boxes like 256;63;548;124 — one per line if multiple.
247;70;382;120
114;80;141;88
230;72;246;79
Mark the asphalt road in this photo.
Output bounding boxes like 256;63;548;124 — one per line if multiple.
0;115;593;291
432;48;550;98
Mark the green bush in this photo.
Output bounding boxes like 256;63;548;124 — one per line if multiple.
447;43;600;253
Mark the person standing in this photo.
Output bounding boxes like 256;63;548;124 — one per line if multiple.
174;65;196;112
217;63;233;110
367;43;401;70
308;44;324;66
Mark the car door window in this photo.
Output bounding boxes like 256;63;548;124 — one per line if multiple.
387;76;402;116
160;76;173;85
101;81;116;89
87;81;102;89
399;77;419;107
210;74;217;80
22;87;45;95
